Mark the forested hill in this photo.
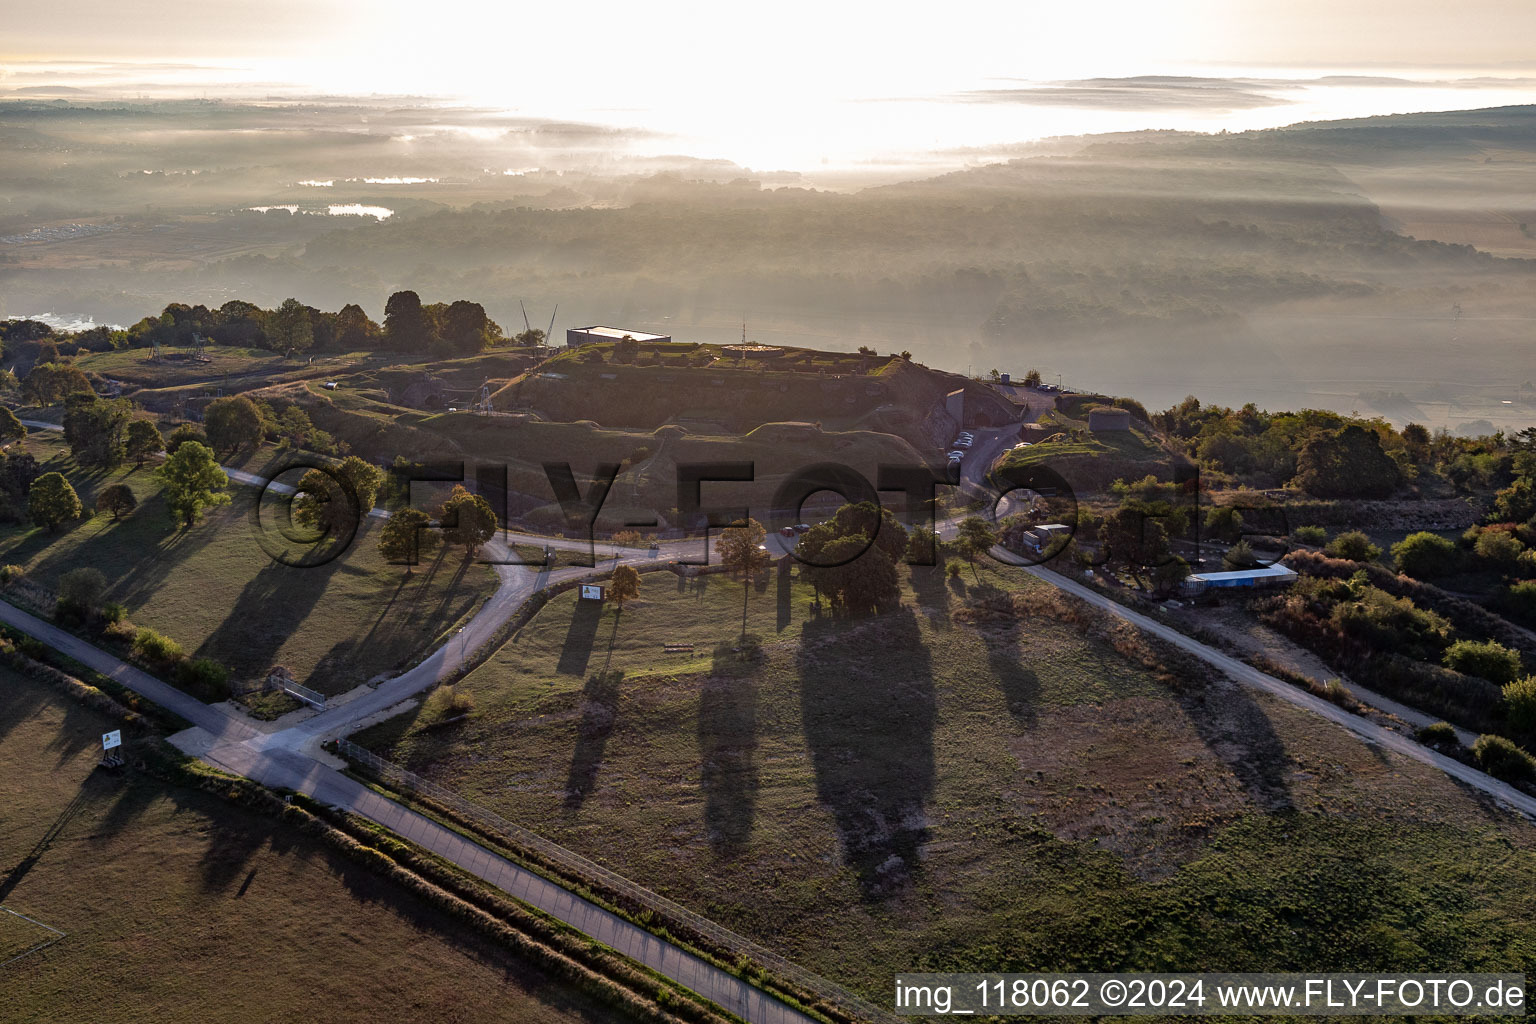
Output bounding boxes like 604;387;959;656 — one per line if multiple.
300;107;1536;344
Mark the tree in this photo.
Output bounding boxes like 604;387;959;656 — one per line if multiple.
384;290;432;350
164;423;206;455
610;564;641;616
0;407;24;447
267;297;314;358
211;300;267;347
1491;477;1536;525
124;419;164;468
58;566;107;611
334;303;379;349
28;472;81;532
1295;425;1399;498
1151;554;1191;595
21;362;92;405
157;441;230;527
61;393;131;468
336;456;384;513
438;300;499;355
440;484;497;558
954;516;998;580
96;482;137;520
718;518;770;641
1204;505;1244;543
203;395;264;452
1023;369;1043;387
1391;531;1460;578
377;507;439;572
1100;505;1174;588
292;457;383;536
0;451;41;506
807;533;900;615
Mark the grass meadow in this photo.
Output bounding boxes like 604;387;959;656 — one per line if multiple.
357;559;1536;1000
0;432;497;696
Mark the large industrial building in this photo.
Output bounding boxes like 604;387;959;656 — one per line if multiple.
566;326;672;348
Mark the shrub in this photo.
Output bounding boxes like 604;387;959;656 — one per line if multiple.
1443;639;1523;686
1204;505;1244;543
1293;525;1327;546
101;601;126;624
1391;531;1460;579
1472;734;1536;784
422;684;475;722
1496;579;1536;628
58;566;108;609
1503;676;1536;734
1329;586;1450;657
1415;721;1461;749
1324;530;1380;562
174;657;231;700
1223;539;1260;569
611;529;645;549
0;563;25;583
1475;529;1525;565
131;627;184;666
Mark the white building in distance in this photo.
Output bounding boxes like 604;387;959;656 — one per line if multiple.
566;326;672;348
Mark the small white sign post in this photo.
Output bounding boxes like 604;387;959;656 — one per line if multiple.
100;730;123;768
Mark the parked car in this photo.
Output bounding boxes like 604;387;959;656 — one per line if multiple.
947;450;965;460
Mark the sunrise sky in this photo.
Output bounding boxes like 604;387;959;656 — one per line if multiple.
6;0;1536;171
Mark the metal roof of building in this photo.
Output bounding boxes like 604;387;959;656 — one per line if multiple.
1188;565;1298;583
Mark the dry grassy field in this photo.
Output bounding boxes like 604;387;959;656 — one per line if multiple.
0;667;634;1024
356;561;1536;999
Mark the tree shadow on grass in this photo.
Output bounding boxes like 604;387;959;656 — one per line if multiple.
1179;683;1295;812
194;556;344;685
563;669;624;810
798;608;936;897
0;783;94;903
41;689;120;768
776;560;792;632
555;597;604;677
907;564;952;627
0;671;49;746
699;640;762;858
29;489;223;610
975;620;1041;727
185;792;302;894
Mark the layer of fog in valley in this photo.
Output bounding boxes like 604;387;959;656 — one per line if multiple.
1;79;1534;431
